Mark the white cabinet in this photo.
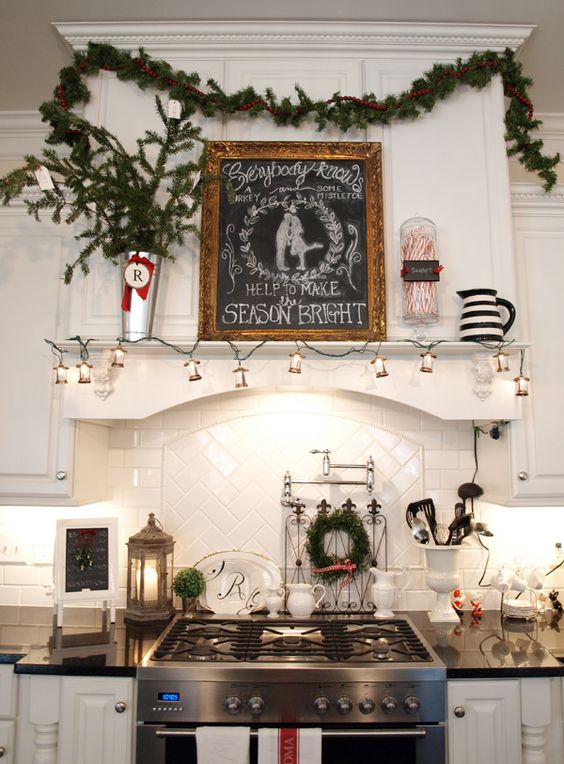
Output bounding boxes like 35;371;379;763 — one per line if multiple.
0;666;18;764
478;185;564;506
0;202;110;505
57;676;134;764
16;674;134;764
448;679;522;764
448;677;562;764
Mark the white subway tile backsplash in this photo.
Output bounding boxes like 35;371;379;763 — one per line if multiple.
382;404;422;431
109;428;141;448
121;487;161;508
443;429;475;450
108;449;125;468
424;450;460;470
21;586;52;606
107;467;137;488
124;448;163;468
139;468;162;488
0;388;557;613
0;585;21;605
140;429;179;448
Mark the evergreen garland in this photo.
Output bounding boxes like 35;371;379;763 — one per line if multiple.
0;42;560;282
46;43;561;190
305;508;371;583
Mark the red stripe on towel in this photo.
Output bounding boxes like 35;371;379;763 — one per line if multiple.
279;728;299;764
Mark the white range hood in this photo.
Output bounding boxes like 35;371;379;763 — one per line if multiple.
53;20;531;423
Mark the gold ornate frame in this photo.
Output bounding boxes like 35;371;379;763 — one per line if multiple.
198;141;385;341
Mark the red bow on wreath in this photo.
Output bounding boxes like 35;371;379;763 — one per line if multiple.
312;558;357;588
121;253;155;312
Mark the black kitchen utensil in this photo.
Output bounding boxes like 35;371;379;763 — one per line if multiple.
446;514;472;545
457;482;484;515
454;502;465;518
407;499;438;544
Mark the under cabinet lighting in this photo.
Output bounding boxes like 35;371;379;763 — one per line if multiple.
184;358;202;381
288;350;305;374
110;343;127;368
76;360;93;384
233;364;249;388
370;355;389;378
420;351;436;373
54;362;69;384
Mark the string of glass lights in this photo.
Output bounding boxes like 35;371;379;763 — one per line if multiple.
44;335;527;396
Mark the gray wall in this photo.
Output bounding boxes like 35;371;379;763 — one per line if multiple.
0;0;563;112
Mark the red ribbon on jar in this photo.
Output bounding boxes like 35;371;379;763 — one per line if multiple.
121;253;155;312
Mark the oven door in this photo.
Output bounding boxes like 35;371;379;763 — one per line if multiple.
136;723;446;764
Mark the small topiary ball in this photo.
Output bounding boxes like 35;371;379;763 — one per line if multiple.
172;568;206;599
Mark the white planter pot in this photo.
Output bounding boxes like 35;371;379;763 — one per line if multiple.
423;546;462;624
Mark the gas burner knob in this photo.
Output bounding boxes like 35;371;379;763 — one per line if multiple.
336;696;353;714
403;696;421;714
247;696;265;715
358;697;375;715
381;696;398;714
313;696;330;715
224;695;242;715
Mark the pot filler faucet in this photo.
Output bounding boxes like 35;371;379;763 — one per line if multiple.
281;451;375;507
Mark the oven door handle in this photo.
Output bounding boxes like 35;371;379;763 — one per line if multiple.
155;728;427;739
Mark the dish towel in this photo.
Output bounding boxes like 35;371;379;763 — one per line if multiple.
258;728;322;764
195;726;251;764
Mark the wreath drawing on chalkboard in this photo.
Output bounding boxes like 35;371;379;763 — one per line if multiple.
74;529;96;571
233;195;352;291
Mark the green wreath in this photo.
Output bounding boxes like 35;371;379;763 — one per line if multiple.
305;508;371;583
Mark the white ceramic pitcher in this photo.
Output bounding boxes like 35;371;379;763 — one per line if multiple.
286;583;326;618
369;566;407;618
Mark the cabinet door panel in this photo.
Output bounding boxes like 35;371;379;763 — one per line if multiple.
58;676;134;764
511;222;564;500
448;680;522;764
0;218;75;501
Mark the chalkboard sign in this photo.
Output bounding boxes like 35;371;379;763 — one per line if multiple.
54;518;118;617
199;141;385;341
64;527;109;592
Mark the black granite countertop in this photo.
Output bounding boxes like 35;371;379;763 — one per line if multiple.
1;606;564;678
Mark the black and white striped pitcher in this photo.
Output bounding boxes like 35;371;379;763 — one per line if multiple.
457;288;516;342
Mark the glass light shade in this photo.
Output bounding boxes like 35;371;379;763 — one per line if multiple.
76;360;93;383
125;513;175;624
370;355;389;378
288;351;305;374
54;362;68;384
233;364;249;388
514;375;530;396
110;343;127;367
494;350;510;372
184;358;202;381
420;351;436;373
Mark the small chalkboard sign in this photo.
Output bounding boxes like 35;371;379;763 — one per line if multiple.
54;518;118;626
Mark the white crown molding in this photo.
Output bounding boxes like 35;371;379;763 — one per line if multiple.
535;113;564;139
52;20;535;58
511;182;564;212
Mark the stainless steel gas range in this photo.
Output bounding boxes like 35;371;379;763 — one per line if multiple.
136;614;446;764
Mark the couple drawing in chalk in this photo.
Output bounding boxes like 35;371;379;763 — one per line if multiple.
275;204;323;272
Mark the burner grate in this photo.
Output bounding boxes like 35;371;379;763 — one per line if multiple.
151;616;432;664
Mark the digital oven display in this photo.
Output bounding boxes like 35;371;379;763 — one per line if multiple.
158;692;180;702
